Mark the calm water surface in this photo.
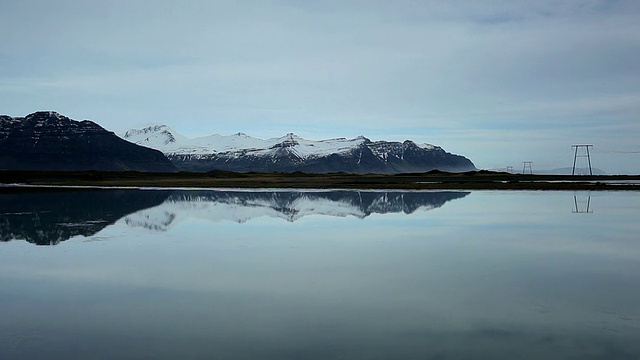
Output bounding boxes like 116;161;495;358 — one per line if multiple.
1;189;639;359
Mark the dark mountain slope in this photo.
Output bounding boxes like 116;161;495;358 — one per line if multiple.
0;112;176;172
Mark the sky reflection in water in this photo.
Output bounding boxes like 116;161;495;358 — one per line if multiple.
1;190;639;359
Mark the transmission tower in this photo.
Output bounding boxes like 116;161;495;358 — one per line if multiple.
571;145;593;175
506;166;513;173
522;161;533;174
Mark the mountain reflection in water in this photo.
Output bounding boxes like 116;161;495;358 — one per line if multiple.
1;190;639;360
0;190;172;245
1;189;469;244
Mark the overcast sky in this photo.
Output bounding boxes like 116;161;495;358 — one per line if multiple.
1;0;639;173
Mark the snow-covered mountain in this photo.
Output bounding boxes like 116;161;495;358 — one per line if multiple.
122;125;476;173
122;125;371;158
123;190;471;230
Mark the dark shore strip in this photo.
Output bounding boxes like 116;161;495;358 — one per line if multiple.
2;170;640;191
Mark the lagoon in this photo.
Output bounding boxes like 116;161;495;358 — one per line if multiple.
1;189;639;359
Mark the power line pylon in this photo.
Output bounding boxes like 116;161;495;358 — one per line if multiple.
522;162;533;174
571;145;593;175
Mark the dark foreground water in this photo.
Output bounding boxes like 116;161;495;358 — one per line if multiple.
1;189;639;359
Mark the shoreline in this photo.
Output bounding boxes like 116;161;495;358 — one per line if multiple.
2;170;640;191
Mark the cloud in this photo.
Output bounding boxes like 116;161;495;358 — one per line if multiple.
1;0;639;172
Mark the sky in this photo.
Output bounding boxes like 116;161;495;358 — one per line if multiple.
1;0;639;173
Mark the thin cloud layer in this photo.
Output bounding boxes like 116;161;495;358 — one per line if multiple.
1;0;639;172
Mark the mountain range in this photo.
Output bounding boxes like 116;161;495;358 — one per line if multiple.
122;125;476;173
0;112;176;172
0;111;475;173
540;167;607;175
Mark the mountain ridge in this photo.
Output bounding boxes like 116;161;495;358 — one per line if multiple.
122;125;476;173
0;112;177;172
